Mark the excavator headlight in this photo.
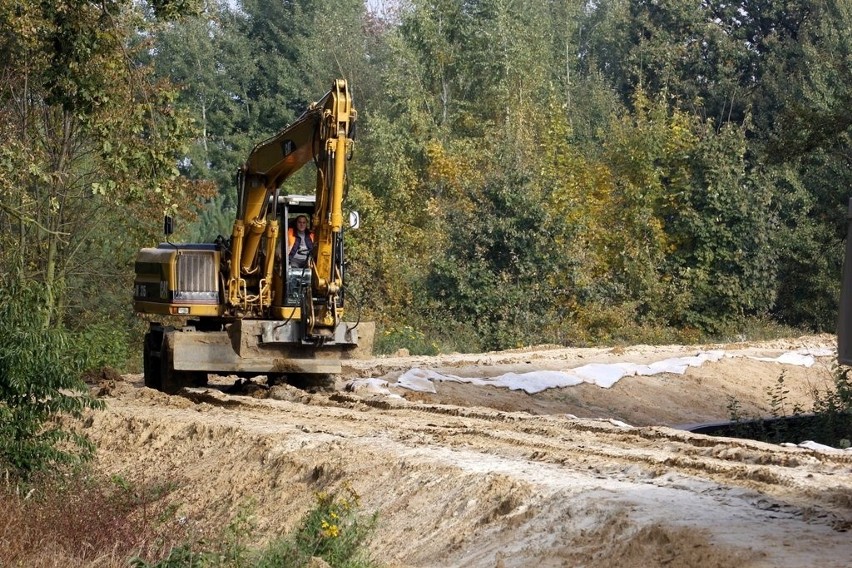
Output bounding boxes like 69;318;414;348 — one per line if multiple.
175;307;190;315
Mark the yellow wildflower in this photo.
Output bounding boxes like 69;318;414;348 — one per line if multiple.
321;520;340;538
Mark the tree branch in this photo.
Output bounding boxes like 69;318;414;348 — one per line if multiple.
0;201;70;239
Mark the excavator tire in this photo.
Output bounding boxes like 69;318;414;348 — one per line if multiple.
143;329;164;391
143;327;206;394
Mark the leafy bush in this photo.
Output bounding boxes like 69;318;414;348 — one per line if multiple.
73;322;131;373
0;278;104;477
375;325;439;356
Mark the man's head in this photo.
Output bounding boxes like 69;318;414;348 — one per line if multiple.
295;215;308;230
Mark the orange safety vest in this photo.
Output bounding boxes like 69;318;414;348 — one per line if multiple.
287;227;314;251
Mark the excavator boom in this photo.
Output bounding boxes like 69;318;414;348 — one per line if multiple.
229;79;355;321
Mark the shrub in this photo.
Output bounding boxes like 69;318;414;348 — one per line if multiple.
810;365;852;447
74;322;131;373
375;325;439;356
272;482;378;568
0;278;104;477
721;366;852;447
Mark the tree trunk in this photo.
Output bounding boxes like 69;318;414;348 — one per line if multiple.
44;235;57;329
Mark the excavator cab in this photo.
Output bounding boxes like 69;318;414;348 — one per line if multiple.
274;194;316;307
271;193;356;312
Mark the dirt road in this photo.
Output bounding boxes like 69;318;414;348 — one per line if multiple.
86;336;852;567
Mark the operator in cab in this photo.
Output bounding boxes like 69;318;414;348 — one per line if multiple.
287;215;314;268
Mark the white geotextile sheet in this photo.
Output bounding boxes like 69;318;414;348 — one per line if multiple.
392;348;832;395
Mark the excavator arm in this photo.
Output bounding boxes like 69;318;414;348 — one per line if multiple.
228;79;356;332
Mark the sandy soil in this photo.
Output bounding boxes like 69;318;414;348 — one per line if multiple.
85;335;852;567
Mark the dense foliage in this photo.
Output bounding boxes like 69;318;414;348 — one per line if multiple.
0;0;207;476
146;0;850;350
1;0;850;361
0;278;104;474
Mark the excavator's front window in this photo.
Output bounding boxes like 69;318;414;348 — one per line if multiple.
280;201;314;307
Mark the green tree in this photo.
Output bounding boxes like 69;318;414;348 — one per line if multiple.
153;0;372;241
764;0;852;329
666;120;777;331
141;0;851;345
339;3;448;332
0;0;203;475
580;0;847;334
428;138;551;349
152;3;243;190
0;0;205;330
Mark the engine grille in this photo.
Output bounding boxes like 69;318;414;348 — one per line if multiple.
173;251;218;303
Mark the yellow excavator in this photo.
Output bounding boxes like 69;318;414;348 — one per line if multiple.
133;79;371;392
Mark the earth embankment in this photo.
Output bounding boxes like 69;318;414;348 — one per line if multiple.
86;335;851;567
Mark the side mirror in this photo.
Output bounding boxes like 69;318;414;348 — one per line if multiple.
163;215;174;236
348;211;361;230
